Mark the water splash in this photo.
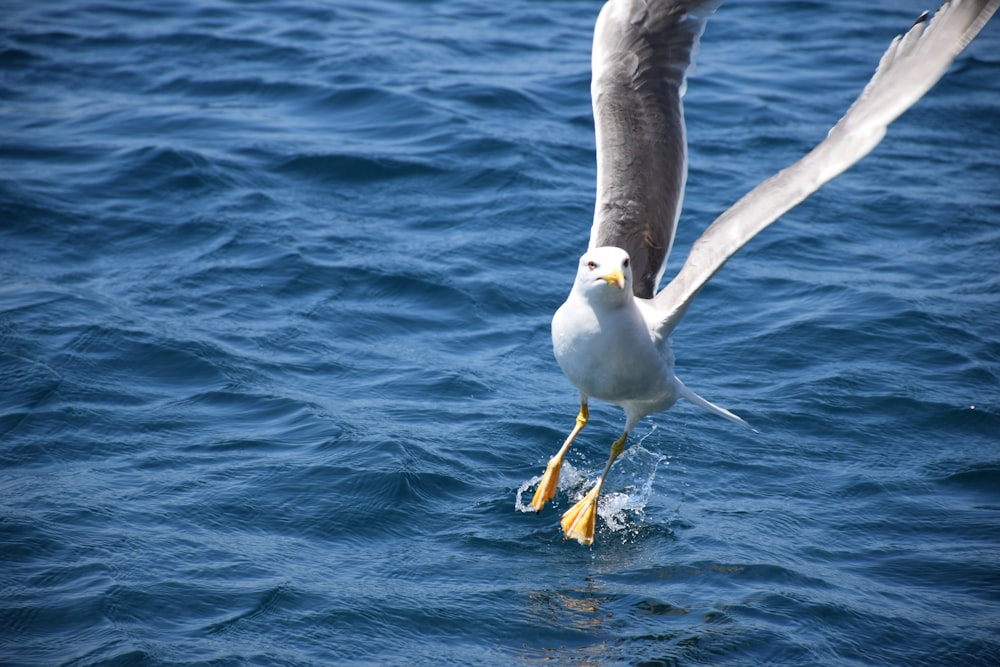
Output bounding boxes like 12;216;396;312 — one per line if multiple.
514;460;588;514
515;427;667;534
595;440;667;532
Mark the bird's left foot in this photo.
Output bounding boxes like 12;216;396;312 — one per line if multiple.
560;485;601;546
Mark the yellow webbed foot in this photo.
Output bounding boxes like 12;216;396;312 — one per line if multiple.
560;485;601;546
530;456;563;512
532;402;589;513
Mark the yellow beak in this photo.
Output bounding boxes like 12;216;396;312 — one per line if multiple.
601;269;625;290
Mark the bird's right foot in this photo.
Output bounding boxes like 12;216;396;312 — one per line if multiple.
530;456;563;512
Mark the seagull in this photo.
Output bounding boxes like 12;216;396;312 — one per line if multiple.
530;0;998;546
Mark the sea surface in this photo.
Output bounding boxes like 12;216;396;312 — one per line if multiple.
2;1;999;665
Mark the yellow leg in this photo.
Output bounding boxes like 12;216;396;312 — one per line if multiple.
531;402;589;512
560;431;627;546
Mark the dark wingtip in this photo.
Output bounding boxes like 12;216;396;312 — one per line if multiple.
912;9;930;28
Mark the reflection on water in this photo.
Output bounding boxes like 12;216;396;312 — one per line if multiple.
528;578;610;633
521;577;615;666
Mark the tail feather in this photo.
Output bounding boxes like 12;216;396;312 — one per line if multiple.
676;377;757;433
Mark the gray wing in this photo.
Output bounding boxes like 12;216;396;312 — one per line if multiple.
653;0;998;331
589;0;722;300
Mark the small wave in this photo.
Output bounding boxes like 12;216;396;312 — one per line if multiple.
277;151;446;184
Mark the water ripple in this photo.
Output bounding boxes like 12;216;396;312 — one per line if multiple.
2;1;999;665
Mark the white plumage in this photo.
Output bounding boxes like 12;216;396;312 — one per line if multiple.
530;0;998;546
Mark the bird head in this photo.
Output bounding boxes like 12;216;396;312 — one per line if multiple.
573;246;632;305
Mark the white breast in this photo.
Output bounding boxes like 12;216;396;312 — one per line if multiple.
551;291;676;405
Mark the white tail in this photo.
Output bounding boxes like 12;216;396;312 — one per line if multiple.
676;377;756;433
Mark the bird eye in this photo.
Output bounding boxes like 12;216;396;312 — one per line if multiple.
623;258;629;268
586;261;597;270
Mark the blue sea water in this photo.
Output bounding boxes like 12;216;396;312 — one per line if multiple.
2;0;999;664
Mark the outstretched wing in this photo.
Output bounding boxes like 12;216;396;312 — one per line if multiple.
653;0;998;331
589;0;722;299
